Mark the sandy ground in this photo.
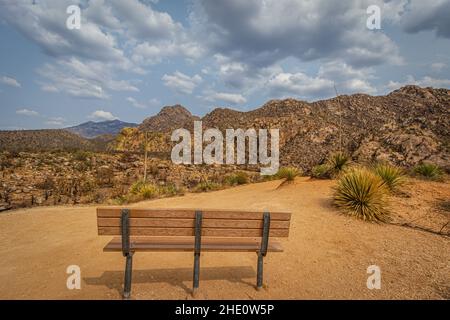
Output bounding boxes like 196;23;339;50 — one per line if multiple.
0;178;449;300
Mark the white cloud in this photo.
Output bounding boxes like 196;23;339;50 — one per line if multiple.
38;58;139;99
16;109;39;117
401;0;450;38
386;75;450;91
203;92;247;105
1;76;21;88
89;110;118;121
191;0;402;69
127;97;160;109
162;71;202;94
45;117;66;126
268;72;334;99
431;62;447;72
0;1;128;63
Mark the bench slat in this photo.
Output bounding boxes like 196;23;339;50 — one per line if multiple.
97;208;291;221
98;226;289;237
97;218;290;229
103;236;284;252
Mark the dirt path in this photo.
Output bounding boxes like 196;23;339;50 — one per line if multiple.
0;178;449;299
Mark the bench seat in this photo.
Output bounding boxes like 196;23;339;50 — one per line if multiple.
97;207;292;298
104;236;284;252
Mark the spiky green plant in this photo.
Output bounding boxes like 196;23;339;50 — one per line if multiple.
276;167;301;181
139;184;159;199
194;181;221;192
327;152;350;175
413;163;443;181
311;164;331;179
333;168;390;222
129;180;146;195
372;163;405;192
225;171;249;185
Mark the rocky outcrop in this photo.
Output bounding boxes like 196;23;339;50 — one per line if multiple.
139;105;200;132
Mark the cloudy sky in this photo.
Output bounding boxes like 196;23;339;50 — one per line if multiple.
0;0;449;130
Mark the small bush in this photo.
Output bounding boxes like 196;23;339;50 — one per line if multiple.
160;184;185;197
311;164;331;179
276;167;301;181
139;184;159;199
72;150;91;162
129;180;146;194
225;171;249;185
413;163;443;181
327;152;350;175
194;181;221;192
333;168;390;222
372;163;405;192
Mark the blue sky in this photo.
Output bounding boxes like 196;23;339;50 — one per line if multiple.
0;0;449;130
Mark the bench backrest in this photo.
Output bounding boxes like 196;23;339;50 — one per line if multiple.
97;208;291;238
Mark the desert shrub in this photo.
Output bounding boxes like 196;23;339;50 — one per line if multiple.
160;184;185;197
129;180;146;194
139;184;159;199
372;163;405;192
79;177;98;194
276;167;301;181
437;200;450;212
96;166;114;187
194;181;221;192
72;150;91;162
35;176;56;190
224;171;249;185
333;167;390;222
311;164;331;179
327;152;350;175
413;163;443;181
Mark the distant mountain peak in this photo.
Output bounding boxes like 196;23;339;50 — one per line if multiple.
65;119;138;139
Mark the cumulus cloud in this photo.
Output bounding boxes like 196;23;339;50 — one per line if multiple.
127;97;160;109
16;109;39;117
1;76;21;88
267;61;376;100
386;75;450;91
191;0;402;69
203;91;247;105
162;71;202;94
401;0;450;38
45;117;66;126
37;58;139;99
88;110;118;121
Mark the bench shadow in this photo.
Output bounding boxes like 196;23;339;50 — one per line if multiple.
84;266;256;296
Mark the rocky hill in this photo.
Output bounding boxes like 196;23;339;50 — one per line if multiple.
0;129;108;152
139;105;200;132
65;120;137;138
1;86;448;172
120;85;449;172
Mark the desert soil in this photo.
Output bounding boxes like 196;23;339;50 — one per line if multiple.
0;178;449;300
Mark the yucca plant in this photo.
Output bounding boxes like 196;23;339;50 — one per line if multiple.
413;163;443;181
372;163;405;192
327;152;350;176
276;167;301;182
333;167;390;222
311;164;331;179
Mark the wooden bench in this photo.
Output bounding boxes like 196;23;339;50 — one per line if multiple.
97;207;292;298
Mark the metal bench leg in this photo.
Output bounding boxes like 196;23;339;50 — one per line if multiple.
123;252;133;299
256;212;270;291
192;210;203;297
256;252;264;290
193;252;200;296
